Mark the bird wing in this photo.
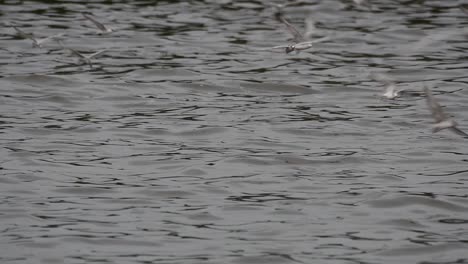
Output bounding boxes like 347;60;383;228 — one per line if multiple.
276;15;305;43
83;13;107;32
260;44;290;50
13;26;36;40
424;87;448;122
302;36;330;44
461;6;468;15
254;44;292;53
68;48;86;59
449;127;468;137
384;82;396;94
36;33;65;44
87;49;108;59
57;41;85;58
304;16;316;40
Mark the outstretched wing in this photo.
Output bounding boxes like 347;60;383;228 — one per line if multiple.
257;44;290;50
303;36;330;44
424;87;448;123
13;26;35;40
83;13;107;32
304;16;316;40
384;82;396;93
67;47;86;59
449;127;468;137
276;14;305;43
36;33;65;45
87;49;108;59
460;6;468;15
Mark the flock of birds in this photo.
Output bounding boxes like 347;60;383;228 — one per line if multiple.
10;2;468;139
12;13;112;67
263;2;467;139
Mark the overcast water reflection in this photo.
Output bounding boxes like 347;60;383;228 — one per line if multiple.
1;0;468;263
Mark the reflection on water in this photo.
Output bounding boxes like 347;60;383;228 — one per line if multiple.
1;0;468;263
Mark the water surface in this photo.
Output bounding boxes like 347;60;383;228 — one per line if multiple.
1;0;468;263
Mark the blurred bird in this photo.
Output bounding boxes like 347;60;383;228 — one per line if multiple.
382;81;401;99
371;73;403;99
424;87;468;138
58;41;108;68
262;13;329;54
13;26;64;48
82;13;114;34
303;16;317;40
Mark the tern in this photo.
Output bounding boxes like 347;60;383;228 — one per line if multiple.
261;13;329;54
275;12;328;54
82;13;114;34
13;27;64;48
58;41;107;68
371;73;404;99
424;87;468;138
381;81;401;99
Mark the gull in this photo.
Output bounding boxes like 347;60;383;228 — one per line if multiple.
58;41;107;68
262;13;329;54
82;13;114;34
13;26;64;48
424;87;468;138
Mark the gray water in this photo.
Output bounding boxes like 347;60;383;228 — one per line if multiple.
1;0;468;263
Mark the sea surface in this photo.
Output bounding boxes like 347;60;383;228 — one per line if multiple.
1;0;468;263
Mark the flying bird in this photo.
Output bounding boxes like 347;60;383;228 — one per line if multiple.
254;7;328;54
381;81;401;99
424;87;468;138
58;41;108;68
371;74;404;99
82;13;114;34
13;26;64;48
261;13;328;54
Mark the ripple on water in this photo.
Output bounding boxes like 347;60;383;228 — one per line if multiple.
1;1;468;264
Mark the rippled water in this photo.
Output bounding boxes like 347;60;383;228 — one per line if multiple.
1;0;468;263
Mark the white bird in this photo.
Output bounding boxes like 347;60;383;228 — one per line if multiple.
371;73;404;99
382;81;402;99
58;41;107;68
82;13;114;34
13;27;64;48
424;87;468;138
